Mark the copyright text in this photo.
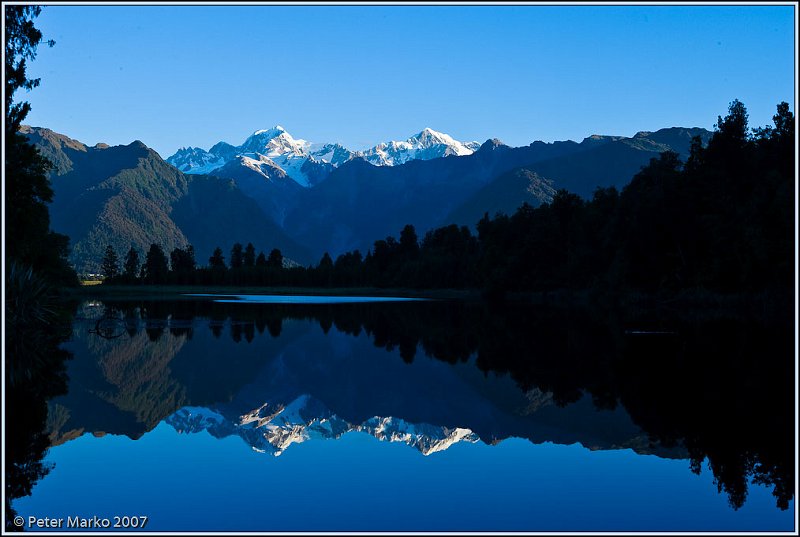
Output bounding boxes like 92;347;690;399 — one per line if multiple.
20;515;149;529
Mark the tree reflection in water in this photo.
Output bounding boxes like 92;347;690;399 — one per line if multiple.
12;296;795;518
4;267;75;531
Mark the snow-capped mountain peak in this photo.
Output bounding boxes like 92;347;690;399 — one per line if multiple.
167;146;225;174
308;142;355;167
166;126;481;186
253;125;285;136
411;127;455;146
240;126;309;158
356;128;480;166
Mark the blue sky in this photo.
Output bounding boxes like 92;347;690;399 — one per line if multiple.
21;4;796;158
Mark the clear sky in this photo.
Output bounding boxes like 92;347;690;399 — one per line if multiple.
20;3;796;158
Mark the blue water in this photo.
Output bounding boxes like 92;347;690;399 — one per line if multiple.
11;299;795;532
13;424;793;532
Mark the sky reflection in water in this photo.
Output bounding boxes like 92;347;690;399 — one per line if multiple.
14;423;794;532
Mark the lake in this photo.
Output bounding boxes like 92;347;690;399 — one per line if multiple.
7;295;795;532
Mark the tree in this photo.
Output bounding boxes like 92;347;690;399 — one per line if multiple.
143;244;168;284
715;99;749;142
267;248;283;269
318;252;334;270
256;252;267;267
244;243;256;267
399;224;420;260
772;101;794;141
5;6;54;134
230;243;244;269
123;246;140;281
100;245;119;280
316;252;334;287
186;244;196;269
170;245;196;283
209;247;226;269
5;7;75;286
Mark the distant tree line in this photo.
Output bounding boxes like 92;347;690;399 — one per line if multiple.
102;241;301;286
101;100;793;297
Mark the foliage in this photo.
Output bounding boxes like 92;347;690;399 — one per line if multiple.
142;244;169;284
243;243;256;267
209;247;226;269
123;246;141;282
230;243;244;269
5;262;73;528
5;7;77;287
267;248;283;268
5;6;54;134
101;245;119;280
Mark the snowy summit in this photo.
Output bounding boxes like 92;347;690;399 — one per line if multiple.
166;126;480;187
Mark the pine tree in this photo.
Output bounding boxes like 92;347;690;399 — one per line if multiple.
123;246;140;281
100;245;119;280
399;224;420;260
318;252;333;270
267;248;283;269
209;247;226;269
244;243;256;267
230;243;244;269
143;244;168;284
170;245;196;283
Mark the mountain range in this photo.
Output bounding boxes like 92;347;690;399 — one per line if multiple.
25;124;712;273
23;126;310;272
166;126;481;186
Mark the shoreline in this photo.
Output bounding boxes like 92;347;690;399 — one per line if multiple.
61;284;483;301
59;284;792;319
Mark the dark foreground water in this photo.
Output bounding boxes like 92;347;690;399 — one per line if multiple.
7;295;796;532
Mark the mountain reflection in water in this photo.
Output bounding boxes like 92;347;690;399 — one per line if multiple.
9;296;795;531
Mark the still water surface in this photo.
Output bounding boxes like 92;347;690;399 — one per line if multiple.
9;295;796;532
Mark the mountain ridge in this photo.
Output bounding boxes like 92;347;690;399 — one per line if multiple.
166;126;483;186
25;126;312;272
27;123;713;268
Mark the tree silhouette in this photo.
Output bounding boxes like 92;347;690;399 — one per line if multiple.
399;224;420;260
143;243;168;284
209;247;226;269
318;252;333;270
123;246;140;282
5;6;76;287
244;243;256;267
5;6;54;132
100;245;119;280
267;248;283;269
230;243;244;269
170;245;196;283
715;98;749;143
